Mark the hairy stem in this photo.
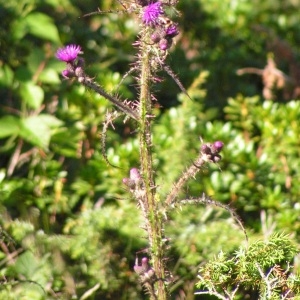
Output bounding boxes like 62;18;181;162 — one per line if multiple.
139;44;168;299
165;153;206;206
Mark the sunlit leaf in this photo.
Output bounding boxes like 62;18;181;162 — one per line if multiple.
0;64;14;87
19;82;44;109
38;68;60;84
11;12;61;43
19;115;63;148
0;116;20;138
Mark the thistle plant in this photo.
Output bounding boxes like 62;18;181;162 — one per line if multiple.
54;1;300;300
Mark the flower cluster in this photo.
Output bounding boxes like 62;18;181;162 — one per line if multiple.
134;257;156;284
122;168;142;190
201;141;224;163
142;1;179;51
56;44;84;80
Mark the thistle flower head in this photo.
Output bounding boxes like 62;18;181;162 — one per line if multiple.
142;1;163;25
56;44;82;63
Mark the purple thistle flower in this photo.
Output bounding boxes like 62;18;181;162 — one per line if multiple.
56;44;81;63
142;1;163;25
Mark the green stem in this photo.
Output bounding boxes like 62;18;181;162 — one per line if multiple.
139;44;168;300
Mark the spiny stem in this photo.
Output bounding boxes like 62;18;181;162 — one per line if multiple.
177;195;248;243
82;77;139;120
101;111;121;168
139;43;168;299
165;154;207;206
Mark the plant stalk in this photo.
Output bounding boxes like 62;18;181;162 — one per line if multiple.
139;44;168;300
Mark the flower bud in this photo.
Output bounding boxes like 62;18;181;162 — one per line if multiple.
143;268;156;282
61;69;73;79
165;24;179;38
134;257;150;275
151;32;162;43
141;257;150;271
75;66;84;77
159;38;172;51
212;154;222;163
130;168;141;181
211;141;224;154
122;178;136;189
201;144;212;154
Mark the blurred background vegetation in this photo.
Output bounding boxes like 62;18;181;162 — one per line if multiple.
0;0;300;299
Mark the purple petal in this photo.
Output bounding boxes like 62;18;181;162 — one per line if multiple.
142;1;163;25
56;44;81;62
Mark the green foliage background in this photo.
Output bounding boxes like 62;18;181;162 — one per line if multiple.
0;0;300;299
